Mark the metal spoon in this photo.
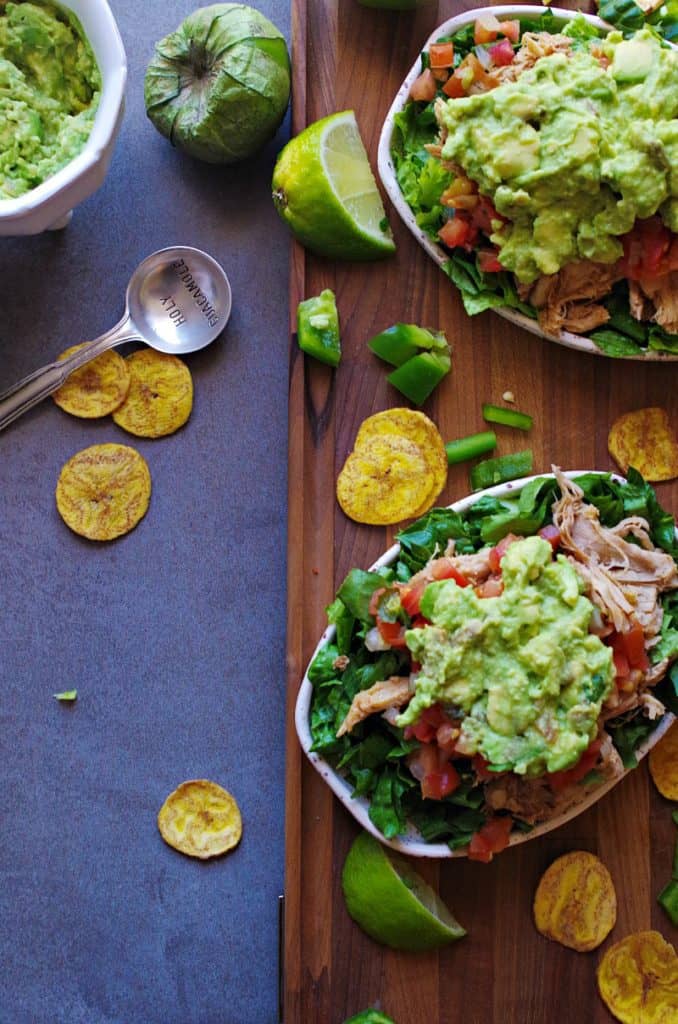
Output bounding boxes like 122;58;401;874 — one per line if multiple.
0;245;233;432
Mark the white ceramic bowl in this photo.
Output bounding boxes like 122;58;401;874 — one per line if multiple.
377;5;678;361
295;471;676;858
0;0;127;236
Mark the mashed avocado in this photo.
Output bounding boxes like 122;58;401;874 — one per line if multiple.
438;29;678;283
397;536;614;776
0;1;100;200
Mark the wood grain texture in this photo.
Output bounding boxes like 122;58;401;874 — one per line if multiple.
284;3;678;1021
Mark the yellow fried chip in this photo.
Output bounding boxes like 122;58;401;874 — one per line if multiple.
157;779;242;860
648;720;678;800
533;850;616;952
56;443;151;541
357;408;448;503
608;407;678;482
112;349;193;438
597;930;678;1024
52;344;131;418
337;409;447;525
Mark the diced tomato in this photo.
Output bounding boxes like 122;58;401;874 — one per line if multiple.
470;195;502;236
438;216;475;250
547;739;602;793
422;765;460;800
465;52;498;90
399;577;428;617
617;623;649;671
429;42;454;68
468;816;513;862
472;754;496;782
408;719;436;743
442;70;467;98
612;646;630;680
410;615;429;630
498;19;520;42
407;703;450;743
475;576;504;598
376;618;408;649
477;248;503;273
419;704;450;729
620;217;675;281
474;13;501;44
429;558;470;586
488;38;515;66
488;533;522;573
407;742;439;778
436;722;459;756
410;67;437;103
538;524;561;550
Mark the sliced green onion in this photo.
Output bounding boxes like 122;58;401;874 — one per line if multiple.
470;450;533;491
658;879;678;926
482;403;533;430
445;430;497;465
53;690;77;702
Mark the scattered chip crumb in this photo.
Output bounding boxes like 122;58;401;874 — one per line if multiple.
502;391;515;403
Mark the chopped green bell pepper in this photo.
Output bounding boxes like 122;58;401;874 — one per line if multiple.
658;879;678;926
368;323;451;405
368;323;445;366
387;351;450;406
445;430;497;465
297;289;341;367
470;450;533;491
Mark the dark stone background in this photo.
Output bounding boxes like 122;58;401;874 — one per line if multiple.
0;3;290;1021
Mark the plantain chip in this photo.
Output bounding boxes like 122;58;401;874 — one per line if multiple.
52;344;131;418
56;443;151;541
112;349;193;438
157;779;242;860
337;409;447;525
533;850;616;952
608;407;678;482
597;930;678;1024
648;721;678;800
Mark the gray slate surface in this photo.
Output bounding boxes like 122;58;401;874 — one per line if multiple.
0;3;290;1022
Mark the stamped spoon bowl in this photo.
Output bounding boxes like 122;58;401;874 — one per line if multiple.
0;245;233;431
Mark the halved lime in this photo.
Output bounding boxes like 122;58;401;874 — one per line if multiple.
341;831;466;951
272;110;396;260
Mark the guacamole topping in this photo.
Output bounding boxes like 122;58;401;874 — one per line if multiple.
397;536;615;776
0;0;101;200
438;29;678;283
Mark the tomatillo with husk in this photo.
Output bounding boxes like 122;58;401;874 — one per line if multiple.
144;3;291;164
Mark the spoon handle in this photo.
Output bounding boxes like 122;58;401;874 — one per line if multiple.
0;318;136;432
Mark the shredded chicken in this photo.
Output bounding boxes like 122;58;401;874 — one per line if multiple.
518;261;623;337
636;272;678;334
336;676;412;737
552;467;678;643
485;728;624;824
629;280;651;322
494;31;573;84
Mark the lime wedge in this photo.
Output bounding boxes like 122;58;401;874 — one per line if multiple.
272;110;395;260
342;1011;397;1024
341;831;466;951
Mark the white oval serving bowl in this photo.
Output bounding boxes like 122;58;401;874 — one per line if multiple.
0;0;127;236
295;471;676;858
377;5;678;361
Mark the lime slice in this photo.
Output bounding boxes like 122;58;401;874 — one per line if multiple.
272;110;395;260
341;831;466;951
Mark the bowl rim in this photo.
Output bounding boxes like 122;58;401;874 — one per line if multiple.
376;4;678;362
294;469;677;858
0;0;127;220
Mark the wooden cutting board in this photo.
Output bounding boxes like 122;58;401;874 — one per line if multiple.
284;3;678;1021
